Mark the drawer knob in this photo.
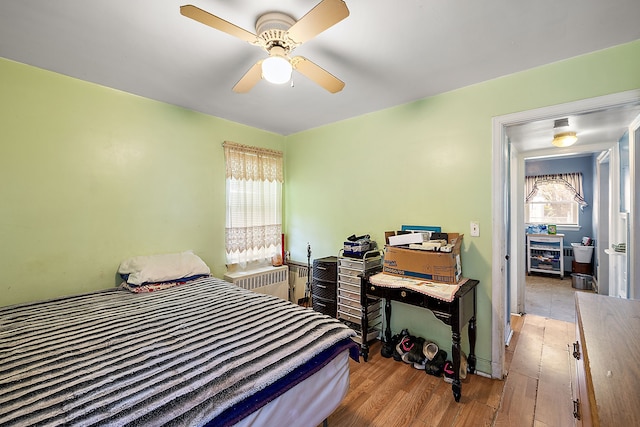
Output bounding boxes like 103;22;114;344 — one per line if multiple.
400;291;407;298
572;341;581;360
370;286;376;291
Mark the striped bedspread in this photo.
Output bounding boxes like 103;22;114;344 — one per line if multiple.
0;277;357;426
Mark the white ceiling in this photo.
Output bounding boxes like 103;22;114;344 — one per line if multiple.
1;0;640;138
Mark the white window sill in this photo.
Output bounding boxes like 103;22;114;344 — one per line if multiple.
557;225;581;232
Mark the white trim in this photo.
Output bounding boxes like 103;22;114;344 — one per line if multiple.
474;370;493;379
512;151;526;315
629;114;640;299
491;89;640;379
557;225;581;231
491;116;506;378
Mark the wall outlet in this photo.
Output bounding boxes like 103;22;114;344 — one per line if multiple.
470;221;480;237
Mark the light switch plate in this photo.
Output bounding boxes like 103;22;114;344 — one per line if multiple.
470;221;480;237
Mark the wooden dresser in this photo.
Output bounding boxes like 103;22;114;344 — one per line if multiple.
573;293;640;426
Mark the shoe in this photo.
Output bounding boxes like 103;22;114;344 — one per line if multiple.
442;352;468;383
423;341;439;361
404;337;426;365
381;342;394;358
460;351;468;380
443;361;455;383
413;360;427;370
396;335;416;360
393;348;403;361
390;329;410;361
424;349;447;377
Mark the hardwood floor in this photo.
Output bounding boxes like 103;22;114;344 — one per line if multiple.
324;313;575;427
494;314;575;427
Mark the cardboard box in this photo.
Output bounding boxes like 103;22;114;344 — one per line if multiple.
383;233;463;284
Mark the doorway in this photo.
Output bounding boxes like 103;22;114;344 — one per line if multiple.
490;89;640;379
518;153;599;323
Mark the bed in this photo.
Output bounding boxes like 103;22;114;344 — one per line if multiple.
0;272;358;426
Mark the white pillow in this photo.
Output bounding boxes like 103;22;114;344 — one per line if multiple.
118;251;210;285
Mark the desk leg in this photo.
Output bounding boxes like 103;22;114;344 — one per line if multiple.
468;316;477;374
467;286;477;374
452;330;462;402
384;298;392;345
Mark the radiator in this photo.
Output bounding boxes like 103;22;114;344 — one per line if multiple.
563;247;573;257
287;261;310;305
224;265;289;301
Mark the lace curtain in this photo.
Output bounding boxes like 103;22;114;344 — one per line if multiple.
525;172;587;208
224;141;283;265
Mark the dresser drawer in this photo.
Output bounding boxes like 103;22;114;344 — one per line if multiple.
339;256;381;270
338;296;381;316
312;279;336;300
338;271;361;284
313;256;337;281
337;294;360;310
338;280;360;294
312;296;336;317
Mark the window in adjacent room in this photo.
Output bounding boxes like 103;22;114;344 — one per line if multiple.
525;173;587;226
224;141;283;266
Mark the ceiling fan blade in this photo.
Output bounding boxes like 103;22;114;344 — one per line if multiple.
287;0;349;45
292;56;344;93
180;5;257;44
233;61;263;93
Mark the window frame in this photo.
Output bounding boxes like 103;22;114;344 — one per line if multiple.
524;174;586;228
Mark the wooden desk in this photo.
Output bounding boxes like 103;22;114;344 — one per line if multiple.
360;273;478;402
573;293;640;426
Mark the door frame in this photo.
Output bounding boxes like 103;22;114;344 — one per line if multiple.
491;89;640;379
595;150;611;294
629;113;640;298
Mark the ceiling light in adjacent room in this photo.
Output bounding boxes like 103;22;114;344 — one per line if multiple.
552;118;577;147
262;55;292;85
552;131;578;147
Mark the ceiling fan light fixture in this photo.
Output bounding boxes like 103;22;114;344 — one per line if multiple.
262;56;292;85
552;131;578;147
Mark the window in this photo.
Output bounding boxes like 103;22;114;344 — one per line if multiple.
525;173;587;226
224;142;283;266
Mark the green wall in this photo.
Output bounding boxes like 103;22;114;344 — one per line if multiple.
0;58;283;306
284;40;640;373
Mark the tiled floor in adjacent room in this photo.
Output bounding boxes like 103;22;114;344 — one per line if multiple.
524;273;585;322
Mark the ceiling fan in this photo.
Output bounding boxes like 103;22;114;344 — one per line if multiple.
180;0;349;93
